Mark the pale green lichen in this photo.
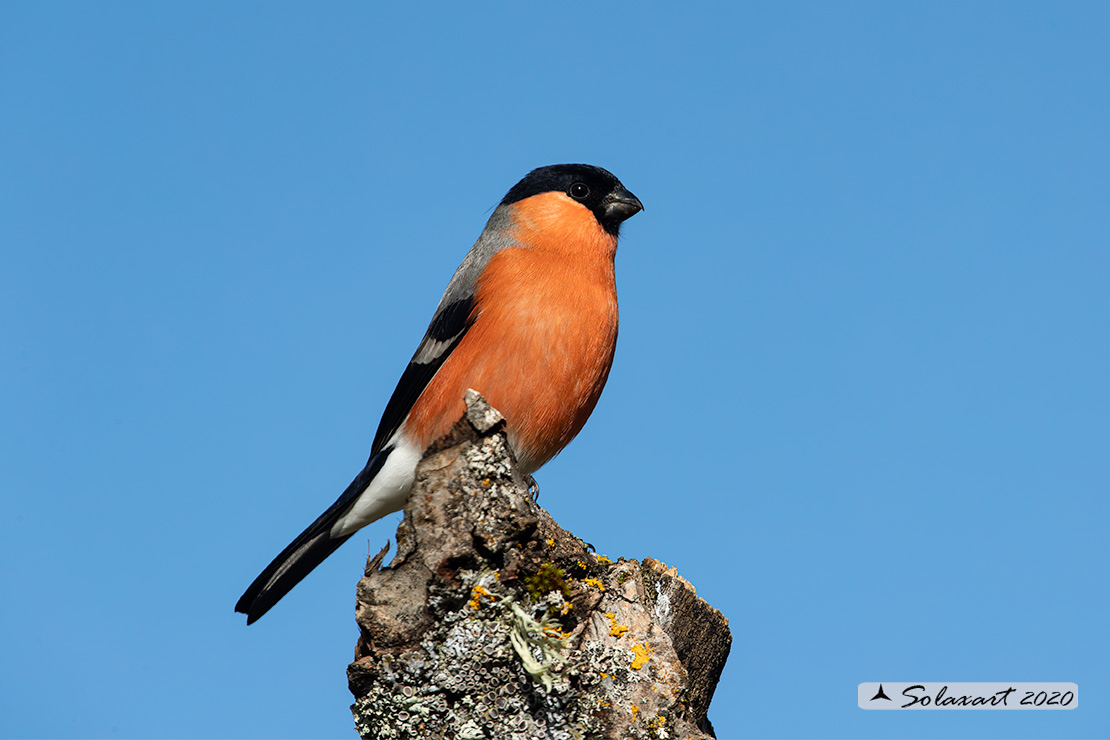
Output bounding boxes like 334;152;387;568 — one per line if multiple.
506;600;569;692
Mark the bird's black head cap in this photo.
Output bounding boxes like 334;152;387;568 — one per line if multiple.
501;163;643;236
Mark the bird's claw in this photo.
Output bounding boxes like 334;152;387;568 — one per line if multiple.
524;474;540;501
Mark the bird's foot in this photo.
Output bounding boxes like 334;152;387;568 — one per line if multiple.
524;474;540;501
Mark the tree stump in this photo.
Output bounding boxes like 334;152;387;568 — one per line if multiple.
348;392;731;739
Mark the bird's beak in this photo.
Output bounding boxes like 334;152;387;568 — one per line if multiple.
603;185;644;223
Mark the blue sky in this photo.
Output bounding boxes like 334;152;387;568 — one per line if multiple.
2;2;1107;738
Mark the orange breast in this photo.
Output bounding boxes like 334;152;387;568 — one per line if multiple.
403;193;620;473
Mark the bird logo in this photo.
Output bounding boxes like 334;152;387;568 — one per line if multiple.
236;164;642;624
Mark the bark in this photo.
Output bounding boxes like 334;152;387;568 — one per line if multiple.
348;392;731;739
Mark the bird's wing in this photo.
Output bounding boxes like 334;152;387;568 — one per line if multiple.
370;295;473;454
369;207;517;456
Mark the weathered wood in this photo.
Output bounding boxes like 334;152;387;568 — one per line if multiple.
349;392;731;739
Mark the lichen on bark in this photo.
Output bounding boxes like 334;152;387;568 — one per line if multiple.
348;392;731;739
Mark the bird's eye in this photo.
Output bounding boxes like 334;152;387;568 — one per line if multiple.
569;182;590;200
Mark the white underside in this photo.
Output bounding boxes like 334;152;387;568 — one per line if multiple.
329;435;422;538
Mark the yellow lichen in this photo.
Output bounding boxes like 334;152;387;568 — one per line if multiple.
631;705;639;719
546;538;555;548
468;584;491;610
606;612;630;638
559;601;573;615
597;555;614;565
481;478;491;486
543;624;570;640
582;577;605;592
630;642;652;670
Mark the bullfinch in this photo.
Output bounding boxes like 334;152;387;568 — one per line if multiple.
235;164;642;624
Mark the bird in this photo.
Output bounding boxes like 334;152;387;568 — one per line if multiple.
235;163;642;624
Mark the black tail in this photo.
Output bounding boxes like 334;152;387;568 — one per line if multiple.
235;525;353;624
235;451;389;624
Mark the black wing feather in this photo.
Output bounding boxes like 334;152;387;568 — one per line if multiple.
370;297;475;455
